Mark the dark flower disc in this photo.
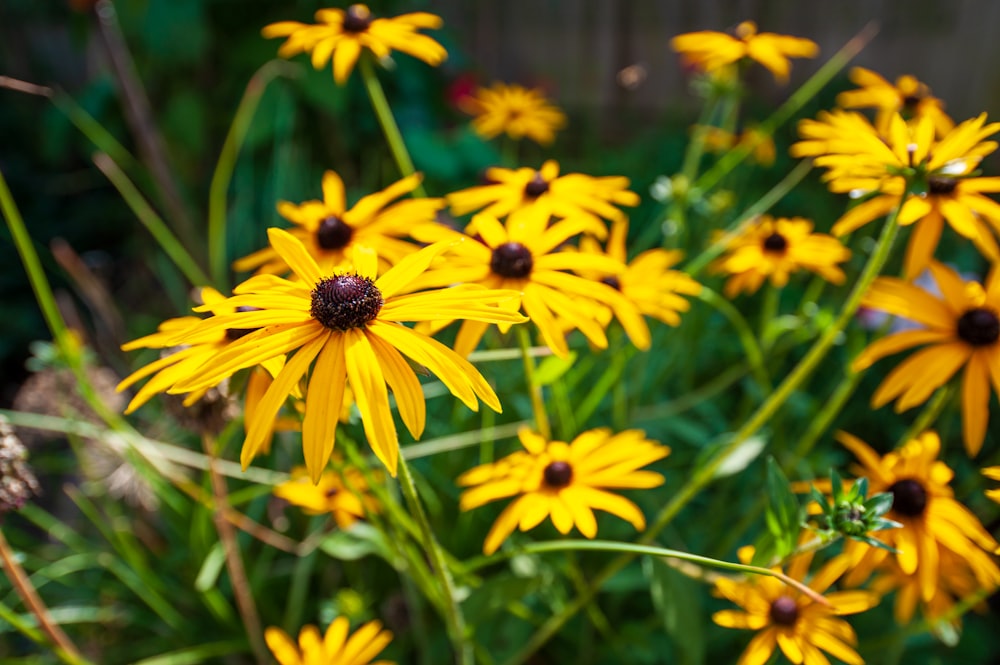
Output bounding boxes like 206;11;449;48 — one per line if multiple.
317;216;354;250
310;274;384;331
888;478;928;517
543;460;574;488
762;232;788;253
769;595;799;626
524;172;550;198
343;5;373;32
491;242;534;278
957;307;999;347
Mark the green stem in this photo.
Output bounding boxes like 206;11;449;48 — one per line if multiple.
92;153;211;287
789;368;862;464
358;56;427;197
395;455;472;665
898;384;954;446
698;287;772;393
209;61;295;287
507;192;903;665
516;326;552;440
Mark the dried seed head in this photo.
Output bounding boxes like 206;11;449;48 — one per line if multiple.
0;416;40;515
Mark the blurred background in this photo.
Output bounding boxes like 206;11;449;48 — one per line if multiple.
2;0;999;402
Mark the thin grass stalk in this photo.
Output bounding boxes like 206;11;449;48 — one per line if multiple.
698;287;772;393
516;326;552;440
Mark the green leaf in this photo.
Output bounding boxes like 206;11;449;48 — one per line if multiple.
765;457;801;558
711;434;766;478
532;351;577;387
319;522;392;561
644;558;705;665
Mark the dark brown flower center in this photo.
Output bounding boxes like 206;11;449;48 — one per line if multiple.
324;487;340;499
310;275;384;331
901;94;923;111
490;242;534;278
889;478;928;517
317;216;354;250
928;175;958;195
769;595;799;627
342;4;372;32
762;232;788;253
543;460;573;488
524;172;550;198
601;275;622;291
226;306;262;341
957;307;1000;347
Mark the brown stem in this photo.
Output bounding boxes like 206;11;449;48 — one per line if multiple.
201;436;268;664
0;528;86;662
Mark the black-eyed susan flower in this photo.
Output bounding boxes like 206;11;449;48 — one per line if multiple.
836;67;954;137
274;464;377;529
117;287;282;414
263;4;446;85
447;160;639;228
713;546;878;665
830;431;1000;605
234;171;442;276
412;207;645;357
458;427;669;555
670;21;818;84
265;616;393;665
709;215;850;296
792;112;1000;277
854;263;1000;455
577;220;701;338
461;82;567;146
160;230;526;479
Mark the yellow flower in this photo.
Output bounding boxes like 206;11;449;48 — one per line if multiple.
117;287;283;414
234;171;442;276
263;4;446;85
830;431;1000;605
578;220;701;336
161;230;526;479
458;427;669;555
412;207;645;357
265;617;393;665
712;547;878;665
274;465;377;529
836;67;955;137
447;160;639;228
700;125;776;166
985;466;1000;506
792;112;1000;277
463;82;567;145
709;215;850;296
854;263;1000;455
670;21;818;83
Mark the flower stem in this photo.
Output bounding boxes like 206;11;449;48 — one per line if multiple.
516;325;552;440
506;193;903;665
395;454;472;665
698;287;772;394
358;56;428;197
0;528;92;665
898;384;954;446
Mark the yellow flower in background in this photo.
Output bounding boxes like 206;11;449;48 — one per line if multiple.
709;216;850;296
447;160;639;229
165;230;526;479
854;263;1000;455
712;546;878;665
274;465;377;529
117;287;282;414
411;207;645;357
263;4;446;85
670;21;818;83
578;220;701;337
793;111;1000;278
700;125;776;166
830;431;1000;604
463;82;567;145
233;171;442;276
836;67;955;137
985;467;1000;506
458;427;669;555
265;617;393;665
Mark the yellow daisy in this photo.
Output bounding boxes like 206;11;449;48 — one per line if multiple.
265;617;393;665
670;21;818;84
836;66;955;137
854;262;1000;455
412;207;645;357
446;159;639;228
793;112;1000;278
462;82;567;145
233;171;442;276
830;431;1000;604
162;229;527;479
578;220;702;335
458;427;670;555
263;4;446;85
274;465;377;529
709;215;850;296
712;546;878;665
